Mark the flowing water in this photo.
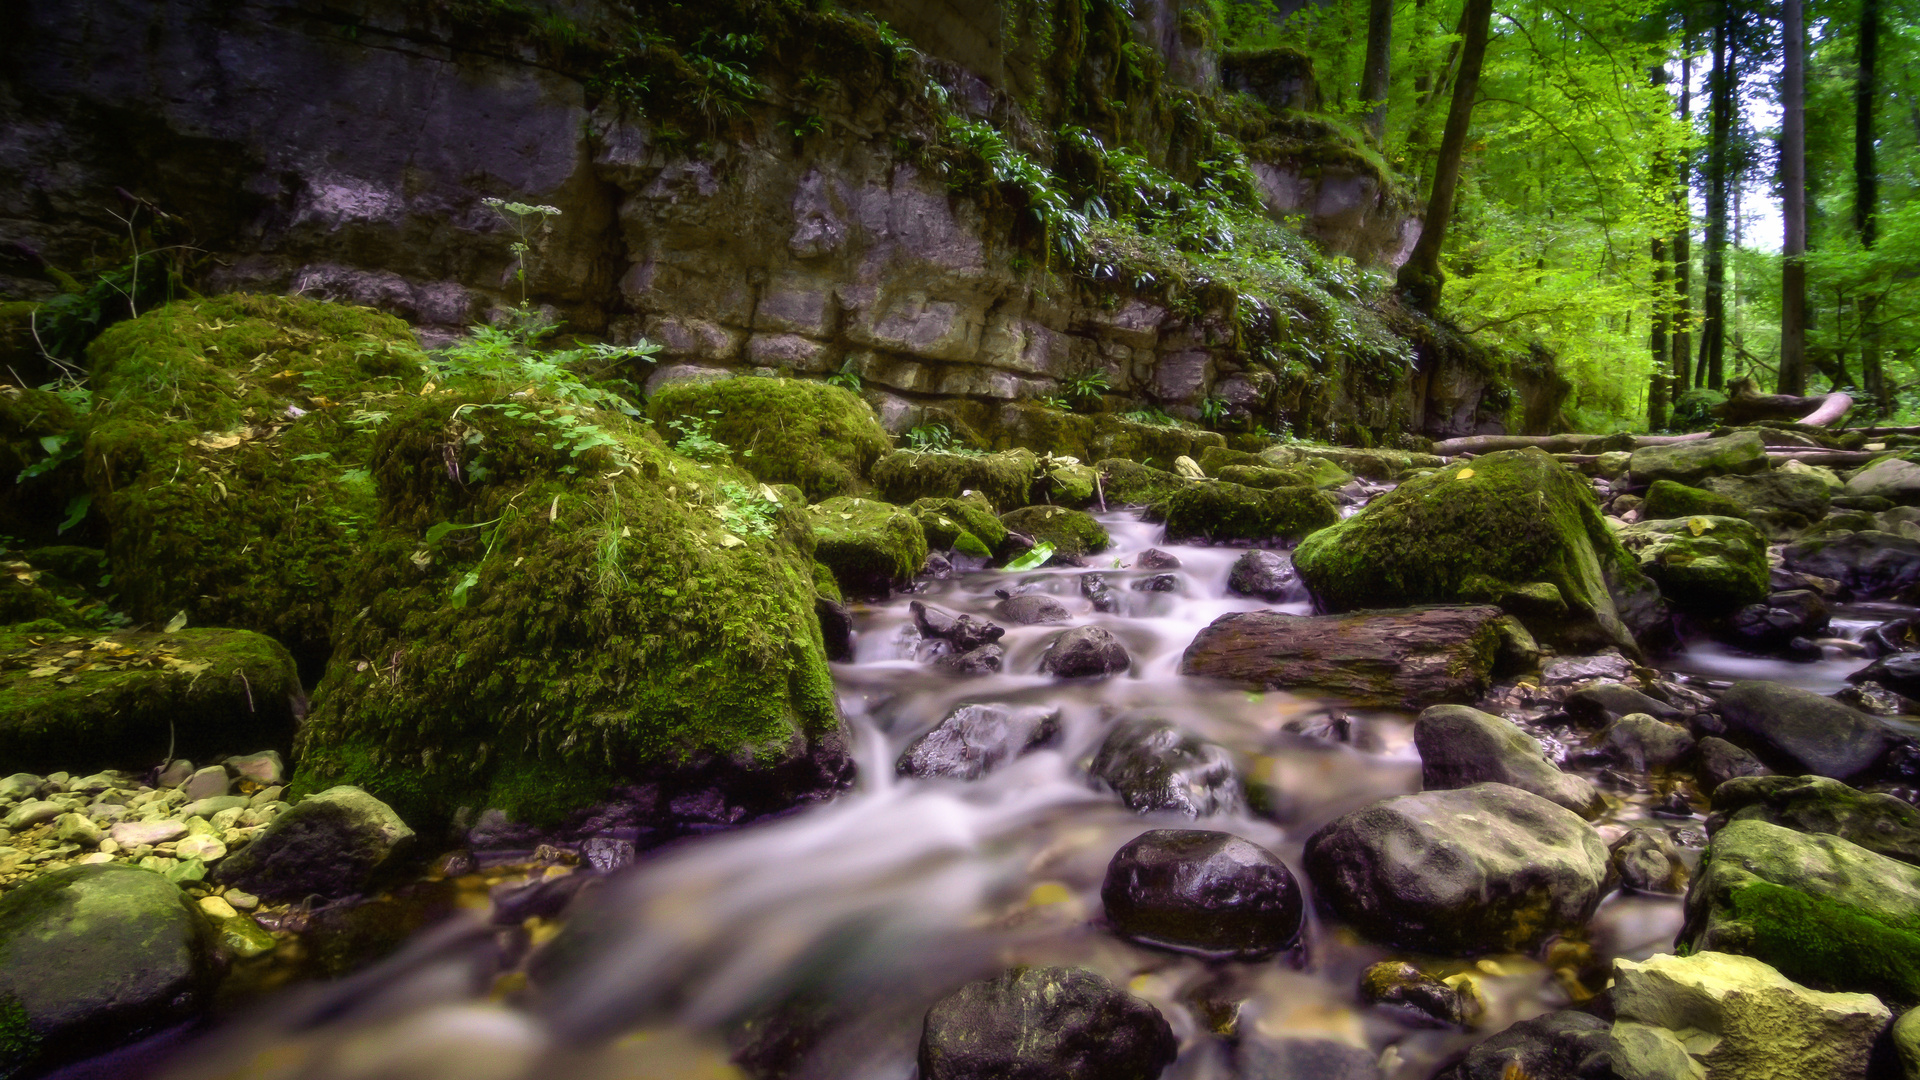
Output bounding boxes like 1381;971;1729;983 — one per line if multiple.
147;510;1903;1080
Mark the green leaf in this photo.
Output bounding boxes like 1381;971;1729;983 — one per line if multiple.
1004;541;1055;571
37;435;64;455
449;569;480;608
57;493;90;535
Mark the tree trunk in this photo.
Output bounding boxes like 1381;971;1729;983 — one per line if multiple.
1779;0;1808;396
1700;3;1733;390
1651;233;1671;429
1858;0;1884;412
1673;35;1694;395
1396;0;1495;312
1361;0;1393;142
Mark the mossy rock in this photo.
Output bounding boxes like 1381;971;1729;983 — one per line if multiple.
1160;482;1338;545
0;627;299;777
1671;388;1729;431
1704;470;1834;520
79;295;429;668
986;403;1225;467
1293;449;1661;654
1196;446;1264;474
0;385;85;546
1618;516;1770;616
871;449;1034;511
811;496;928;596
1034;459;1098;509
294;389;848;827
911;495;1009;559
1641;479;1747;520
1628;431;1768;487
1214;464;1315;490
1000;505;1109;558
0;547;120;630
1261;444;1434;482
645;376;889;502
1096;458;1190;507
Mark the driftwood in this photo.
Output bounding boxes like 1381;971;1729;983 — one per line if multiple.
1715;376;1852;427
1179;606;1506;709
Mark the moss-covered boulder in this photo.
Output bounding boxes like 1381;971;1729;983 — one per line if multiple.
0;385;85;546
1213;464;1316;490
293;388;850;827
1097;459;1190;506
872;449;1034;511
811;496;928;596
1618;516;1770;615
1033;457;1098;508
79;295;428;667
1293;449;1661;652
645;376;889;502
1704;470;1834;520
1641;479;1748;521
1261;444;1437;481
910;495;1008;560
1628;431;1769;487
1160;482;1338;545
0;627;300;774
1000;505;1110;558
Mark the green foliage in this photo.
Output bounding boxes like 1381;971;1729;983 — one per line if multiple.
666;411;733;463
432;309;656;419
1063;370;1111;401
718;480;782;539
905;422;957;452
1004;541;1056;571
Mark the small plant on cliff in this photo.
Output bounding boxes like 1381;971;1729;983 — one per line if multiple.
483;198;561;306
904;422;955;452
1199;396;1230;426
1064;371;1110;402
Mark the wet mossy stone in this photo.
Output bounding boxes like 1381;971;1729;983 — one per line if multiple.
1261;444;1435;482
1213;463;1316;490
215;785;414;901
909;495;1008;559
1096;458;1189;507
1628;431;1769;487
811;496;928;596
1293;449;1661;654
80;294;429;667
0;627;299;775
872;448;1034;511
1101;829;1304;959
1704;469;1834;520
644;377;889;502
1716;680;1895;782
1159;482;1338;545
1414;705;1604;818
1641;479;1748;521
1682;818;1920;1003
1035;459;1098;508
0;864;216;1077
918;966;1177;1080
1617;515;1770;616
0;385;84;546
1000;505;1109;558
292;388;849;828
1709;775;1920;867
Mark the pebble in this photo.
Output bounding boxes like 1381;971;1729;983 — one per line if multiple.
4;801;63;831
224;889;259;910
197;895;238;919
176;835;227;862
181;766;231;802
111;820;188;847
183;795;248;819
54;813;103;847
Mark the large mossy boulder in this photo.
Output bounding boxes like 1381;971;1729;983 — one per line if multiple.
1292;449;1661;653
293;387;851;828
1628;431;1769;487
0;864;217;1076
1711;775;1920;867
645;376;889;502
0;627;300;774
1096;458;1189;506
1617;516;1770;615
1159;482;1338;545
215;785;414;901
872;448;1034;511
1000;505;1109;557
1716;681;1894;782
909;495;1008;560
79;295;428;666
1641;479;1747;521
1704;469;1834;520
811;496;928;595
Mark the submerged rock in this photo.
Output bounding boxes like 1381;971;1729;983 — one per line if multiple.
215;785;414;901
897;704;1061;781
918;966;1176;1080
1429;1009;1616;1080
1181;606;1504;709
994;593;1071;625
1611;827;1688;894
1415;705;1604;818
1089;719;1243;818
1100;829;1303;959
1039;626;1130;678
1231;1037;1382;1080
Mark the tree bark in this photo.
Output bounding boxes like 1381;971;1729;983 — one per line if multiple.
1779;0;1808;396
1858;0;1884;412
1362;0;1394;141
1651;233;1671;429
1673;34;1694;395
1396;0;1495;312
1699;2;1733;390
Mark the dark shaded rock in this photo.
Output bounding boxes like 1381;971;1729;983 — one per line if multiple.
1430;1010;1616;1080
1360;961;1480;1028
1849;653;1920;699
1180;606;1504;709
1225;549;1304;602
816;596;854;663
1720;589;1831;653
1564;683;1683;728
1089;719;1243;818
897;704;1062;781
999;505;1110;558
1611;827;1687;893
1131;574;1178;593
923;552;955;579
1038;627;1130;678
1415;705;1604;817
1136;548;1182;570
995;593;1071;625
1232;1037;1382;1080
1782;531;1920;599
1600;713;1696;772
1708;774;1920;866
1080;573;1119;613
1100;829;1303;959
937;644;1004;676
1693;736;1771;793
911;601;1005;652
918;966;1176;1080
216;785;415;901
0;865;216;1077
1302;783;1609;954
1717;681;1895;782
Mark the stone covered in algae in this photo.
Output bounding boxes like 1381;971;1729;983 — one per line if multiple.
1000;505;1110;558
811;496;928;596
871;448;1035;511
911;494;1008;559
646;376;890;502
1159;481;1337;545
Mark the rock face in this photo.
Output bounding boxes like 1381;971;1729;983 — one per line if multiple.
1292;450;1661;653
1414;705;1604;817
897;704;1061;781
0;865;216;1076
1628;431;1769;487
1715;681;1893;781
918;966;1177;1080
1100;830;1303;958
1088;719;1244;818
645;377;890;502
1180;606;1504;709
1611;951;1890;1080
215;785;415;901
1303;783;1609;954
1618;516;1771;615
1158;482;1339;545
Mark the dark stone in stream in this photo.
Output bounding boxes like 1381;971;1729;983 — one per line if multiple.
1610;827;1687;893
1360;961;1480;1028
1081;573;1120;613
1089;719;1244;818
1136;548;1182;570
216;785;415;901
897;704;1062;781
911;601;1005;652
1131;573;1178;593
1415;705;1604;818
937;644;1004;676
1099;829;1303;958
1179;606;1505;709
918;966;1176;1080
1226;549;1303;602
1563;683;1683;728
1431;1010;1617;1080
1038;626;1130;678
1782;530;1920;599
1707;774;1920;866
923;552;954;579
994;593;1071;625
1849;652;1920;698
1718;589;1830;654
1717;680;1896;782
1231;1037;1383;1080
1692;736;1772;793
1598;713;1695;772
816;596;853;662
1863;617;1920;657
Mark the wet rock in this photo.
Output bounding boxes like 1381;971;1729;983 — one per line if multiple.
994;593;1071;625
0;773;39;800
1720;589;1831;653
1181;606;1505;709
1717;681;1895;782
3;800;60;830
1564;683;1683;728
227;751;284;786
937;644;1004;676
1415;705;1604;818
1708;774;1920;866
216;785;415;901
1303;783;1609;954
812;497;929;597
816;596;854;662
1602;713;1696;772
1612;951;1890;1080
1130;574;1178;593
999;505;1110;558
1845;456;1920;505
1160;482;1339;545
1226;549;1304;602
918;966;1176;1080
1430;1010;1616;1080
1693;736;1772;793
1231;1037;1382;1080
923;552;955;579
910;601;1005;653
1642;479;1749;520
1100;829;1303;959
1628;431;1769;487
874;449;1036;511
1618;515;1771;615
1089;719;1243;818
1360;961;1481;1028
1781;531;1920;599
1542;652;1638;686
0;864;216;1076
1038;627;1130;678
1849;653;1920;699
581;837;634;874
1136;548;1181;570
1611;827;1687;893
181;765;230;802
1080;573;1120;613
898;704;1062;781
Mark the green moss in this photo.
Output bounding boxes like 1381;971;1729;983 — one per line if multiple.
809;496;928;597
1;385;85;545
911;495;1010;557
1196;446;1264;473
1214;463;1313;490
1641;479;1748;520
0;992;35;1075
1618;516;1770;616
1159;481;1337;543
1035;460;1098;508
871;449;1035;511
1096;458;1190;506
645;377;890;502
811;560;842;603
1000;505;1110;557
1725;880;1920;1004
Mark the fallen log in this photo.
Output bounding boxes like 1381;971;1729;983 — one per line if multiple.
1429;434;1594;455
1715;376;1852;427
